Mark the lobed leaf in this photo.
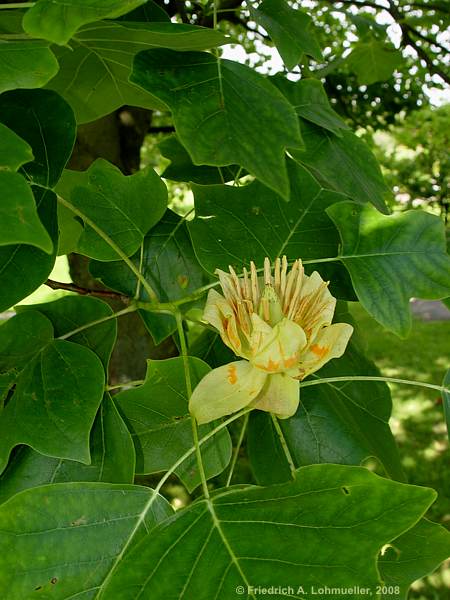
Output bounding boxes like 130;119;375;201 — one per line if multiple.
0;482;172;598
22;0;147;45
251;0;322;69
347;40;404;85
99;465;436;598
0;40;59;94
0;123;33;171
46;21;228;123
327;201;450;336
0;186;58;311
116;357;232;492
291;120;391;214
91;209;209;343
59;159;167;261
274;77;349;136
131;49;303;200
378;518;450;599
0;88;76;188
0;394;135;503
0;171;53;252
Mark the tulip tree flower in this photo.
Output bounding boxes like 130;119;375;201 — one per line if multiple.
189;257;353;424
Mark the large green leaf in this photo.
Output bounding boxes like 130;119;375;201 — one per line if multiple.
291;120;391;213
248;337;403;484
0;88;76;188
99;465;436;598
159;134;241;184
378;519;450;599
188;160;354;299
0;40;59;93
0;123;33;171
22;0;147;45
59;159;167;261
116;0;170;22
131;49;303;200
54;168;87;254
0;186;58;311
46;21;228;123
18;295;117;369
327;202;450;336
0;482;172;599
347;40;404;85
116;357;232;492
0;171;52;252
0;394;135;503
0;338;105;474
273;77;349;136
91;209;209;343
251;0;322;69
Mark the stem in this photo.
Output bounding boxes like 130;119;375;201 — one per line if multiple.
175;311;210;499
0;2;35;8
154;407;253;496
45;279;129;302
134;242;145;299
299;375;450;395
57;195;158;302
271;414;296;478
225;412;249;487
58;305;137;340
106;379;144;391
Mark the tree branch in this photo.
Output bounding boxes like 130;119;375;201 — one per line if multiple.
45;279;130;303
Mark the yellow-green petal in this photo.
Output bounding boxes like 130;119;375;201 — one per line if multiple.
252;317;307;373
295;322;354;379
189;360;267;425
252;373;300;419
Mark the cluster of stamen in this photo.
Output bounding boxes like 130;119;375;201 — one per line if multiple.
217;256;331;335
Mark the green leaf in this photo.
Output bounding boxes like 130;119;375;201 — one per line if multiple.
0;394;135;503
131;49;303;200
378;519;450;599
115;357;232;492
273;77;349;136
54;168;87;255
17;295;117;370
91;209;209;343
190;330;237;369
0;123;33;171
22;0;148;45
99;465;436;598
0;339;105;474
327;202;450;336
116;0;170;22
291;120;391;214
251;0;322;69
0;171;53;252
247;410;293;485
442;369;450;442
0;310;53;373
0;186;58;311
46;21;228;124
347;40;404;85
60;159;167;261
0;482;172;598
0;88;76;188
0;40;59;93
159;134;241;184
248;337;403;484
188;160;354;299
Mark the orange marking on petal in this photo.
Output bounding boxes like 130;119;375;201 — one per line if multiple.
283;355;298;369
254;358;280;373
310;344;329;359
227;365;238;385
